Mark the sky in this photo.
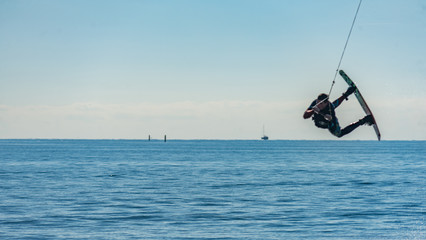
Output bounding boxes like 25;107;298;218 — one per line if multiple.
0;0;425;140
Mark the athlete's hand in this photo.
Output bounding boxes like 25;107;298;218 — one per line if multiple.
324;114;332;121
312;106;320;113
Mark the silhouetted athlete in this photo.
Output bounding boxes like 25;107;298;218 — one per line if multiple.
303;87;374;138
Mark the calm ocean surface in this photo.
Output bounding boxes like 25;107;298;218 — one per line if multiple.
0;140;425;240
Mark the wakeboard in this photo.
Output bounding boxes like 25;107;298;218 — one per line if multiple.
339;70;381;141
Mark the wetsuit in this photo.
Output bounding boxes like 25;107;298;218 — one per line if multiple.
308;99;364;138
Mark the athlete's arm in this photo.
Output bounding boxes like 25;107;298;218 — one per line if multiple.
303;109;315;119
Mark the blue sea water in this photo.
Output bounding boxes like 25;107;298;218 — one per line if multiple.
0;140;425;240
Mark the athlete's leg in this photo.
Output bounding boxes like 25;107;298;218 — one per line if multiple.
337;115;374;138
328;120;342;137
338;120;363;138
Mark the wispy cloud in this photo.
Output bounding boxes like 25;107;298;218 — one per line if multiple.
0;101;299;139
1;97;425;140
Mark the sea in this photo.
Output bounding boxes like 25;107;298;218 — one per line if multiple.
0;139;425;240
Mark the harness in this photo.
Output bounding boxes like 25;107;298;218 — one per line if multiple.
313;114;330;129
312;103;336;129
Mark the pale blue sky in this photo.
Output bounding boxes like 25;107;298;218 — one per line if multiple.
1;0;425;139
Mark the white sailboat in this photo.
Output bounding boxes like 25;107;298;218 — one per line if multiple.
261;125;269;140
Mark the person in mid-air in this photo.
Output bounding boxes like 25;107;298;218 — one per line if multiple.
303;87;374;138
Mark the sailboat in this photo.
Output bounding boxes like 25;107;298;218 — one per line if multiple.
261;125;269;140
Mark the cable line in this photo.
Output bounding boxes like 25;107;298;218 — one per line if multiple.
328;0;363;97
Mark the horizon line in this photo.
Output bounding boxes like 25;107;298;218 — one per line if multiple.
0;138;423;142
